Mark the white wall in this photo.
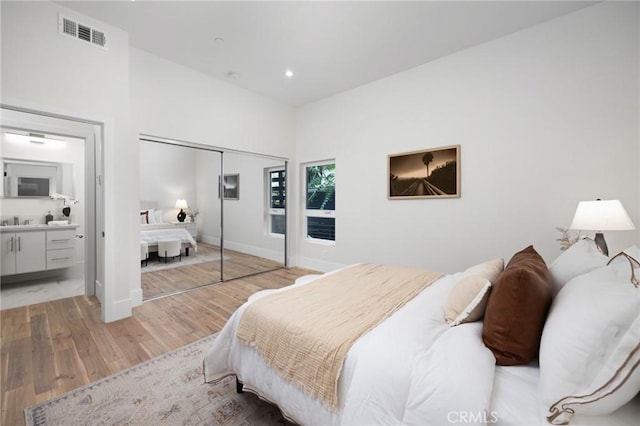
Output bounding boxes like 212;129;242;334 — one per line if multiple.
196;150;222;243
1;1;135;321
294;2;640;273
130;48;296;159
140;140;197;223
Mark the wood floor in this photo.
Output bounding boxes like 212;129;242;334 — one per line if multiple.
1;265;317;426
142;243;285;300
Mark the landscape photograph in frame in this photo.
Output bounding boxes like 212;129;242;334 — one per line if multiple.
388;145;460;199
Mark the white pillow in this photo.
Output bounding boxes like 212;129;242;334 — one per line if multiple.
146;208;157;224
443;259;504;327
620;245;639;260
548;238;608;296
444;275;492;326
154;209;163;224
139;210;148;224
539;259;640;425
462;258;504;283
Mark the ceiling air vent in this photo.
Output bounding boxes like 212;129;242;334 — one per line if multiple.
62;17;77;37
91;29;106;48
58;14;108;50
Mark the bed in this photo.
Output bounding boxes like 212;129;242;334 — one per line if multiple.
140;223;197;256
203;242;640;425
139;204;197;256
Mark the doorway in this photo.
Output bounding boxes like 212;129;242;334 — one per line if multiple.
0;107;103;310
139;136;288;300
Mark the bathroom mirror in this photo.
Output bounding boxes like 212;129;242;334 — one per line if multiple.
1;158;75;199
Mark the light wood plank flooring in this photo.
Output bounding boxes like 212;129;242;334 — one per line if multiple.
142;243;285;300
1;265;317;426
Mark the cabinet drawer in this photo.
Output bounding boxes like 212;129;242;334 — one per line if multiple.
47;230;75;250
47;248;74;270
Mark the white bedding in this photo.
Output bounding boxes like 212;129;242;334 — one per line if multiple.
204;271;498;425
204;268;640;425
492;364;640;425
140;223;197;252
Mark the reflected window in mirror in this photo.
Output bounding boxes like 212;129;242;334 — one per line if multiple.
267;167;285;237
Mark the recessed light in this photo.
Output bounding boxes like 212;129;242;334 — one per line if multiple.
284;69;294;78
214;37;224;44
227;71;241;80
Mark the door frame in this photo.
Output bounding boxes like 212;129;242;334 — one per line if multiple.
1;104;104;306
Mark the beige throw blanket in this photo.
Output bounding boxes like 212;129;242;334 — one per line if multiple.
236;263;443;410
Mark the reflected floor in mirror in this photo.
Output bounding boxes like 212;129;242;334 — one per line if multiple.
141;243;284;300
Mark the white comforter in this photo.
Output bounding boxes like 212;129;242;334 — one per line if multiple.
140;224;197;251
204;271;497;425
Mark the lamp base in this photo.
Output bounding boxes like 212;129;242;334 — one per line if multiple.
177;209;186;223
594;232;609;257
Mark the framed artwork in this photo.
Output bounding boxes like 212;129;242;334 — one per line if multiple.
388;145;460;199
219;174;240;200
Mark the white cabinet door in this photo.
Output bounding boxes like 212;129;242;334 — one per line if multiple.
15;231;46;274
1;233;16;275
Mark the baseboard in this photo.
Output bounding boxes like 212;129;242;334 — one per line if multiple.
108;297;133;323
223;240;284;263
130;288;143;307
200;235;220;246
200;235;283;263
198;236;344;272
95;279;104;303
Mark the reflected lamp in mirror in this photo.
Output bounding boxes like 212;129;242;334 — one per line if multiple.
569;199;636;256
175;199;188;222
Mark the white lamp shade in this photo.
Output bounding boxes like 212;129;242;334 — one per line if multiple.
569;199;636;231
175;199;188;209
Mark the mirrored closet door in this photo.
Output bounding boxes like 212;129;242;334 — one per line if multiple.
139;137;287;301
220;152;286;281
139;140;222;300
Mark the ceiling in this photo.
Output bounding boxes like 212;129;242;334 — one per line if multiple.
58;1;597;106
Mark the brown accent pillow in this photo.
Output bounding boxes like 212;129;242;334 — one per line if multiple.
482;245;553;365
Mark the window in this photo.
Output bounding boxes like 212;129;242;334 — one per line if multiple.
304;161;335;242
267;168;286;236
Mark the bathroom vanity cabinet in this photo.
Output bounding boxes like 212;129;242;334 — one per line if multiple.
1;230;46;275
0;225;78;276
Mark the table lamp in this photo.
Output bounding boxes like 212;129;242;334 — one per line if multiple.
175;199;188;222
569;199;636;256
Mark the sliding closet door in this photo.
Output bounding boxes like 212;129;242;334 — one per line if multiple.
220;152;286;281
139;140;222;300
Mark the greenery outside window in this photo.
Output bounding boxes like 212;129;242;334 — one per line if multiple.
304;161;335;242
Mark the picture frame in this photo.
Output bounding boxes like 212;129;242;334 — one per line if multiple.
388;145;460;199
219;174;240;200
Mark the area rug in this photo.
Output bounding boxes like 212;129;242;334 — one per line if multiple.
142;244;227;274
25;334;289;425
